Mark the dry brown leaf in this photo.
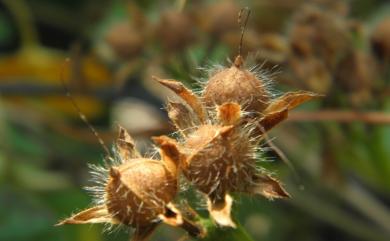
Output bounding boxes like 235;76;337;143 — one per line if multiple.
265;91;321;114
153;76;206;123
249;174;290;199
258;108;289;132
117;125;140;159
56;205;113;225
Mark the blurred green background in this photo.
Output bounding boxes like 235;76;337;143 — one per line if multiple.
0;0;389;241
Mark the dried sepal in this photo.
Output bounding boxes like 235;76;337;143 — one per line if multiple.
153;76;206;123
159;203;205;238
264;91;321;114
167;101;198;136
152;135;183;174
56;205;114;226
246;173;290;200
117;125;140;160
258;108;289;132
217;102;242;125
207;194;236;228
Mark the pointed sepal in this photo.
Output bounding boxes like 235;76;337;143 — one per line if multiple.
159;203;205;238
56;205;113;226
247;173;290;200
117;125;140;160
152;135;183;174
265;91;321;114
217;102;242;125
207;194;236;228
167;101;198;136
258;108;289;132
153;76;206;123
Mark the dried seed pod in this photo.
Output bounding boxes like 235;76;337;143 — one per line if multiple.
156;77;290;227
200;56;320;133
57;126;203;241
202;55;271;114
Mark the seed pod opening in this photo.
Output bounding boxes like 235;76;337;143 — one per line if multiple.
57;126;203;241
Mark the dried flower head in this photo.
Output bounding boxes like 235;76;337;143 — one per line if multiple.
200;54;319;135
201;7;319;131
56;126;203;241
154;76;311;227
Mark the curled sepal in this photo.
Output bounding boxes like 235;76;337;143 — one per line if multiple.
55;205;114;226
167;101;198;136
153;76;206;123
117;125;140;160
207;194;236;228
265;91;321;114
131;223;159;241
152;135;183;175
248;173;290;200
258;108;289;132
217;102;242;125
159;203;205;238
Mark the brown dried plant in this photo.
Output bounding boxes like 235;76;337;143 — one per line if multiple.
56;126;203;241
153;8;320;228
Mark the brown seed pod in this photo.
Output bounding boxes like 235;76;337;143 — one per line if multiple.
56;126;203;241
202;55;271;114
155;77;291;227
155;10;196;51
200;55;320;134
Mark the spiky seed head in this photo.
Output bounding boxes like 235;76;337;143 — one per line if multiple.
183;124;256;197
202;55;270;114
105;159;178;227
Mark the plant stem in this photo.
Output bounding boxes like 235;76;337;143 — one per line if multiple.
289;110;390;124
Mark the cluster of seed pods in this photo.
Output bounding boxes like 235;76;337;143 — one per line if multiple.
57;54;318;241
154;52;318;227
57;9;319;241
57;127;203;241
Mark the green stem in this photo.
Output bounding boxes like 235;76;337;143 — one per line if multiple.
199;218;254;241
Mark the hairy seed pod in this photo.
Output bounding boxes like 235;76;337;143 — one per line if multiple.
200;56;320;134
203;55;271;114
155;77;291;227
57;127;203;241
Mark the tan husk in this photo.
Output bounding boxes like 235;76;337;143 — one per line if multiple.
202;55;271;114
57;127;203;241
